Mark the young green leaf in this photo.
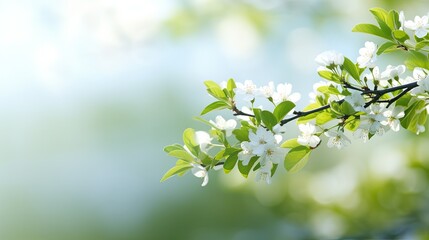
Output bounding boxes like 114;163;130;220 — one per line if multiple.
284;146;311;173
183;128;199;157
160;164;193;182
164;144;185;153
352;24;391;40
281;138;300;148
200;101;230;115
377;42;398;55
238;156;258;178
273;101;295;122
168;150;195;162
343;57;361;81
224;153;238;174
204;80;227;100
318;71;340;83
261;110;278;130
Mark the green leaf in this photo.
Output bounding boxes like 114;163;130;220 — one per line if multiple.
388;10;400;29
344;116;360;131
160;164;193;182
233;127;250;142
227;78;236;91
284;146;311;173
261;110;278;130
318;71;340;83
183;128;199;157
168;150;195;162
392;30;409;42
224;154;238;174
316;111;335;125
401;99;426;133
281;138;300;148
238;156;258;178
343;57;360;81
317;86;341;95
341;101;357;115
377;42;398;55
352;23;391;40
253;108;262;125
204;80;227;100
416;40;429;50
200;101;230;115
405;51;429;70
273;101;295;122
369;7;393;36
164;144;185;153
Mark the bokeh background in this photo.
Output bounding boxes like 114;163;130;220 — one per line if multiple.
1;0;429;239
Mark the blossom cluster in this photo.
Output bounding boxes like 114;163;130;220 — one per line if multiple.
163;8;429;186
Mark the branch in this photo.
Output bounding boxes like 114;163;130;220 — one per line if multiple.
232;82;419;127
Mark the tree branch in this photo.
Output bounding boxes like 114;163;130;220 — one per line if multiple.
232;82;419;127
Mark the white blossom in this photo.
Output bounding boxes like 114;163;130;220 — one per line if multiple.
248;126;280;155
259;142;286;165
344;91;366;112
195;131;212;152
381;106;405;131
315;50;344;67
239;141;254;165
417;124;426;135
324;130;351;149
259;81;275;98
236;80;258;102
191;164;209;187
411;68;429;94
272;83;301;104
357;41;377;68
353;128;369;143
359;104;388;136
378;65;406;87
404;15;429;38
297;123;320;148
210;116;237;136
255;161;273;184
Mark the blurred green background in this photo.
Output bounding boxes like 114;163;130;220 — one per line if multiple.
1;0;429;239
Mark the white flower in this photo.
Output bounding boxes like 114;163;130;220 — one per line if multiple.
297;123;320;148
248;126;278;156
344;91;366;112
195;131;212;152
255;161;273;184
417;124;426;135
258;142;286;165
259;81;275;98
359;104;388;136
404;15;429;38
315;50;344;67
239;141;254;165
353;128;369;143
236;80;258;101
381;106;405;131
324;130;351;149
413;67;427;81
357;41;377;68
191;164;209;187
272;83;301;104
411;68;429;94
210;116;237;136
378;65;406;87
